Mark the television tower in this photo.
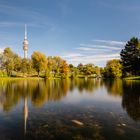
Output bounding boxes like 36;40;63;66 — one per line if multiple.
23;24;29;59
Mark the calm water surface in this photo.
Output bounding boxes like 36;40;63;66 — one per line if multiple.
0;79;140;140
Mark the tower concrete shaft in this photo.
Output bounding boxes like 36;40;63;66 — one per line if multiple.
24;50;28;59
23;24;29;59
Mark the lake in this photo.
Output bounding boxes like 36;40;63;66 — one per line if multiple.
0;79;140;140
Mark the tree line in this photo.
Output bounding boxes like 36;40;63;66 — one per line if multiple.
103;37;140;78
0;48;101;78
0;37;140;78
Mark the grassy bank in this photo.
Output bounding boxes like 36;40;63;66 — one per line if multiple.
124;76;140;80
0;77;43;80
0;74;99;80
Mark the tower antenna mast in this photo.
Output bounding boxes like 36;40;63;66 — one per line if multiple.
25;24;27;39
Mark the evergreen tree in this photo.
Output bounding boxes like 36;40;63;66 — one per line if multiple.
120;37;140;75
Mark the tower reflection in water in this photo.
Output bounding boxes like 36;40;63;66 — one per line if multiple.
23;97;28;135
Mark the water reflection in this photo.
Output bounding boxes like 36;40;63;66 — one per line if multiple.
104;79;140;122
0;79;140;122
24;97;28;135
0;79;104;139
103;79;123;96
0;79;140;139
0;79;102;111
122;80;140;121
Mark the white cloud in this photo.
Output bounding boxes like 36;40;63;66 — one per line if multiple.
79;44;122;50
61;52;120;66
92;39;126;46
61;53;84;58
77;47;108;52
61;39;124;67
67;53;120;62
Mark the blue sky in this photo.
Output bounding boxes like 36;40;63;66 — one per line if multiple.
0;0;140;66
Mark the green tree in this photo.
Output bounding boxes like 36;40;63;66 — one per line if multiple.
5;58;14;76
84;64;95;75
21;58;28;75
69;64;80;78
105;59;122;78
3;48;15;76
46;56;68;77
77;63;84;75
94;66;101;75
14;55;22;72
0;53;6;70
26;59;33;75
120;37;140;76
46;56;54;77
31;51;47;77
53;56;63;76
3;47;14;58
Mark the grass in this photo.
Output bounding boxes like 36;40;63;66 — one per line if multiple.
0;74;98;80
124;76;140;80
0;77;43;80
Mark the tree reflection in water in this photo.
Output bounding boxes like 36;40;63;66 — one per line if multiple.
0;79;140;122
0;79;102;111
0;79;140;139
103;79;140;122
0;79;105;140
0;79;140;123
103;79;123;96
122;81;140;122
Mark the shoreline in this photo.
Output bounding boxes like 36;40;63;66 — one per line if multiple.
0;77;44;80
123;76;140;80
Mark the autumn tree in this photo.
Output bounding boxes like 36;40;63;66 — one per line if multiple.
84;64;95;75
0;47;104;78
76;63;100;76
21;58;28;75
53;56;63;75
104;59;122;78
14;55;22;72
46;56;63;77
3;47;21;76
60;60;69;77
31;51;47;77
